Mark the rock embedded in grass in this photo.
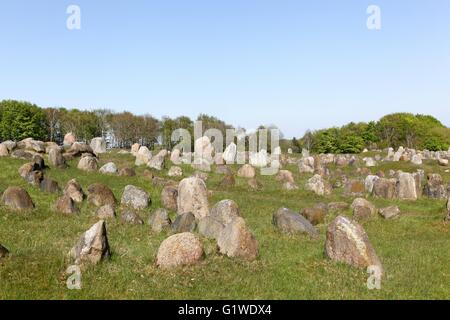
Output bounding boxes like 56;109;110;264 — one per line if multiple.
167;166;183;177
156;232;204;269
379;206;400;219
87;183;116;207
121;185;150;210
64;179;85;203
148;150;167;171
372;178;397;199
197;216;224;240
300;204;328;226
99;162;118;174
325;215;383;273
90;137;107;155
77;155;98;172
48;147;67;168
120;209;144;225
305;174;332;196
53;195;79;216
161;186;178;212
218;174;235;188
247;178;262;191
423;173;447;199
118;167;136;177
218;217;259;261
210;199;241;225
172;212;197;233
351;198;377;221
69;220;110;266
237;164;256;178
396;172;418;200
0;143;10;157
273;208;319;238
215;165;232;175
96;204;116;219
1;186;34;211
40;178;60;194
177;177;209;219
148;209;172;233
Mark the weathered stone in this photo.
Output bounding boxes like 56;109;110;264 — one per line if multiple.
170;148;181;164
96;204;115;219
438;159;449;166
87;183;116;207
121;209;144;225
18;162;39;179
351;198;377;221
18;138;45;153
40;178;60;193
237;164;256;178
298;156;315;174
273;208;319;238
77;156;98;172
210;199;241;225
364;157;376;167
48;147;67;168
372;178;397;199
379;206;400;219
99;162;118;174
67;142;94;156
90;137;107;155
397;172;418;200
177;177;209;219
156;232;204;269
25;171;44;187
121;185;150;210
0;143;9;157
1;187;34;211
300;204;328;225
148;209;172;233
197;216;224;240
135;146;152;166
305;174;332;196
63;132;76;146
218;217;259;261
118;167;136;177
411;154;423;165
247;177;262;191
365;175;380;194
172;212;197;233
423;173;447;199
11;149;36;160
325;216;383;272
69;220;110;266
215;165;232;175
328;202;349;211
219;174;236;188
53;195;78;215
168;166;183;177
161;186;178;212
64;179;84;203
344;180;365;197
148;150;166;170
276;170;295;184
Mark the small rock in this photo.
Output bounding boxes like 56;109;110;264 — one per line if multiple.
96;204;116;219
77;156;98;172
351;198;377;221
161;186;178;211
237;164;256;178
121;185;150;210
305;174;332;196
40;178;60;193
328;202;349;211
379;206;400;219
121;209;144;225
218;174;236;188
210;199;241;225
247;178;262;191
118;167;136;177
300;204;328;225
168;166;183;177
54;195;78;215
177;177;209;219
99;162;118;174
273;208;319;238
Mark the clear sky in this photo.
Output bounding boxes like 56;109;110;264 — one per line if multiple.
1;0;449;138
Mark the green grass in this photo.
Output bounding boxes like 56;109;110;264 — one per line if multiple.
0;151;449;299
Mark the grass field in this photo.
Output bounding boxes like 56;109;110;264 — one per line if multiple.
0;151;449;299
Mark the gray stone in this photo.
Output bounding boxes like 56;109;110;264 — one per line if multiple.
90;137;107;155
1;187;34;211
379;206;400;219
96;204;116;219
273;208;319;238
217;217;259;261
121;185;150;210
156;232;204;269
197;216;224;240
121;210;144;225
177;177;209;219
210;199;241;225
172;212;197;233
99;162;118;174
148;209;172;233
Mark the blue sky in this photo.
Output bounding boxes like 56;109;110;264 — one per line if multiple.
0;0;449;138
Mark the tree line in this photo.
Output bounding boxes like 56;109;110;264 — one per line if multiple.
293;113;450;153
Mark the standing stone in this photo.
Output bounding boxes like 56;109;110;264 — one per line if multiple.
423;173;447;199
351;198;377;221
223;143;237;163
273;208;319;238
372;178;397;199
77;156;98;172
64;179;84;203
87;183;116;207
148;150;166;170
148;209;172;233
397;172;418;200
365;175;380;194
48;147;67;168
131;143;140;156
197;216;225;240
0;143;10;157
96;204;116;219
177;177;209;219
217;217;259;261
69;220;110;266
275;170;295;184
135;146;152;166
156;232;204;269
237;164;256;178
325;216;383;272
63;132;76;147
53;195;78;215
344;180;365;197
210;199;241;225
161;186;178;211
90;137;107;155
298;156;315;174
99;162;118;174
379;206;400;219
40;178;60;193
121;185;150;210
172;212;197;233
170;148;181;164
1;187;34;211
305;174;332;196
193;136;214;169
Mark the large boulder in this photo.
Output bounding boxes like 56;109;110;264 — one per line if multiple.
64;179;84;203
148;209;172;233
18;138;45;153
209;199;241;225
99;162;118;175
177;177;209;219
90;137;107;155
217;217;259;261
423;173;447;199
156;232;204;269
77;156;98;172
11;149;37;161
1;187;34;211
305;174;332;196
172;212;197;233
161;186;178;211
397;172;418;200
237;164;256;178
48;147;67;168
69;220;111;266
273;208;319;238
87;183;116;207
135;146;152;166
325;216;383;272
121;185;150;210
